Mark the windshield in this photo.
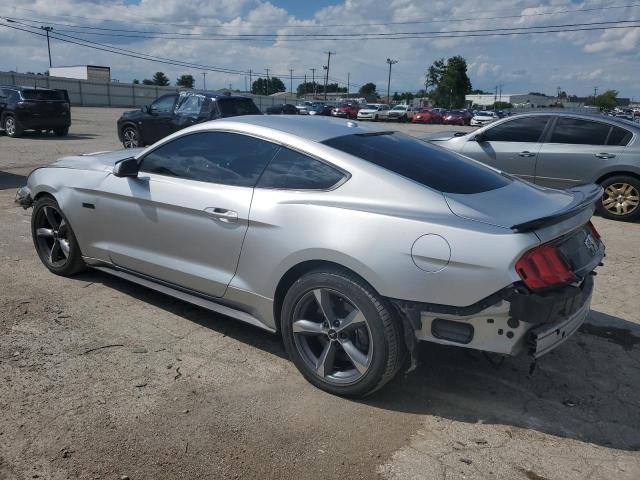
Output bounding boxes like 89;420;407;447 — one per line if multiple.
322;132;511;194
364;105;379;109
217;98;261;116
20;89;64;101
392;106;406;110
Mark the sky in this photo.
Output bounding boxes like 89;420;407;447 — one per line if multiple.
0;0;639;99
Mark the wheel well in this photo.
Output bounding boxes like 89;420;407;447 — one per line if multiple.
33;192;55;202
272;260;372;331
595;171;640;185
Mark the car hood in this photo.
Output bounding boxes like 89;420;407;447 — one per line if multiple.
358;109;377;114
443;179;601;231
50;149;144;172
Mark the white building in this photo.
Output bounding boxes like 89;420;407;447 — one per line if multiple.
49;65;111;83
465;93;555;108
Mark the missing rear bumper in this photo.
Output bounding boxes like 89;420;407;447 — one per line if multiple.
15;186;33;209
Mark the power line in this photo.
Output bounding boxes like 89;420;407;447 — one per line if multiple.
2;2;640;30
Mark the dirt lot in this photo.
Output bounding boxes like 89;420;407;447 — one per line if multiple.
1;108;639;480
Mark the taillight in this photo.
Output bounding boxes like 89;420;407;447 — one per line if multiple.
587;221;600;241
515;243;576;291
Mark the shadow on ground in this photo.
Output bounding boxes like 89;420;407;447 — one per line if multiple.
0;171;26;190
72;269;640;451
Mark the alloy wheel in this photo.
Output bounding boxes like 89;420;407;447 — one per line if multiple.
34;205;71;267
5;117;15;136
602;183;640;216
292;288;373;385
123;128;139;148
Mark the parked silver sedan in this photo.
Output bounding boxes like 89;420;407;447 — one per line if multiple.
430;113;640;221
16;116;604;397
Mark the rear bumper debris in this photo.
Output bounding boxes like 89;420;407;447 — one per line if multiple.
15;186;33;209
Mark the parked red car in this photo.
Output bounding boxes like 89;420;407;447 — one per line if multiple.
412;108;443;124
331;102;360;119
442;109;471;126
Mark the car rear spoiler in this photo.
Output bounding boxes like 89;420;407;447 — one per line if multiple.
511;184;602;233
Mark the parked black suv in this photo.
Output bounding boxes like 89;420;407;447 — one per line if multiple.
116;91;262;148
266;103;299;115
0;86;71;138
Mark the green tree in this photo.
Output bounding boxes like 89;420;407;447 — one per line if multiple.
176;74;195;89
132;79;140;85
593;90;618;110
493;101;513;109
528;91;547;96
425;56;472;108
252;77;286;95
296;81;322;97
151;71;170;86
142;79;154;85
358;82;377;96
470;89;489;94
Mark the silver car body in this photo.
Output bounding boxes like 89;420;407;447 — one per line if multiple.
21;116;604;357
431;112;640;189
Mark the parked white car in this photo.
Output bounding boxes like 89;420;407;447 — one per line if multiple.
471;111;499;127
356;104;384;121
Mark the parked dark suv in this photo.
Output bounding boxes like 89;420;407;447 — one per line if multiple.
0;86;71;137
117;91;261;148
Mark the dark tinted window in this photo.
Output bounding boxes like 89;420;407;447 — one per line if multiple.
217;98;261;116
140;132;280;187
257;148;345;190
549;117;610;145
607;126;633;146
322;132;510;194
20;89;64;101
482;116;550;142
150;95;176;114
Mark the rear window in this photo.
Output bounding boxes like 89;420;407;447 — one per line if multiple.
607;126;633;146
20;89;64;101
217;98;261;116
322;132;511;194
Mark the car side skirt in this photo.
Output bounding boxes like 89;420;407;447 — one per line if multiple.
88;261;276;333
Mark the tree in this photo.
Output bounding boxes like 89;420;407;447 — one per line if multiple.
492;101;513;109
358;82;377;96
132;79;140;85
470;89;489;94
528;91;547;96
151;71;170;86
297;81;322;97
593;90;618;110
176;74;195;89
142;79;154;85
424;56;472;108
251;76;286;95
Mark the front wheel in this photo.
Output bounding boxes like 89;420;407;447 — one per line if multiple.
281;269;405;397
31;196;85;276
122;126;141;148
4;115;23;138
596;176;640;221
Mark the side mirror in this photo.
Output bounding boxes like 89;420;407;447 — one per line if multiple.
474;133;485;142
142;104;150;113
113;158;140;178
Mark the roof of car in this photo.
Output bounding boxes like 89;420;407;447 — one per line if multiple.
211;115;386;142
179;90;253;100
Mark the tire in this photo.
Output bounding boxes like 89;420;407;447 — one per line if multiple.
31;196;85;276
4;115;23;138
373;115;379;122
121;126;140;148
54;127;69;137
596;175;640;221
281;268;405;397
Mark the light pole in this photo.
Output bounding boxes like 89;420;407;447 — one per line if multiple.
310;68;316;97
386;58;398;104
323;51;335;100
41;26;53;68
202;72;207;90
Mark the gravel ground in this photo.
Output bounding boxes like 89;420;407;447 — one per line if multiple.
0;108;639;480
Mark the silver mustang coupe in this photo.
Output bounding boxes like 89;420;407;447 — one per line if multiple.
15;116;605;397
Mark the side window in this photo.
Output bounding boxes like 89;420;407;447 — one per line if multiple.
549;117;610;145
257;148;346;190
140;132;280;187
150;95;176;114
482;116;550;143
176;95;205;117
607;126;633;146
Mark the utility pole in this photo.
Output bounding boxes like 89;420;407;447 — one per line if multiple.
265;68;270;95
323;51;335;100
494;85;498;103
386;58;398;104
289;68;294;95
347;72;350;98
202;72;207;90
310;68;316;97
304;74;307;95
498;83;503;103
41;26;53;68
249;69;252;93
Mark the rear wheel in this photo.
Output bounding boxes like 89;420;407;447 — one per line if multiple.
31;196;85;276
281;269;405;397
4;115;23;138
54;127;69;137
596;175;640;221
122;126;140;148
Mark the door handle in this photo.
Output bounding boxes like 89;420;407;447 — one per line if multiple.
204;207;238;223
595;153;616;159
519;151;536;157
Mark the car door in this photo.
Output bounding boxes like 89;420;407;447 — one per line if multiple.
99;131;281;297
535;116;632;188
140;94;178;144
462;116;551;182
